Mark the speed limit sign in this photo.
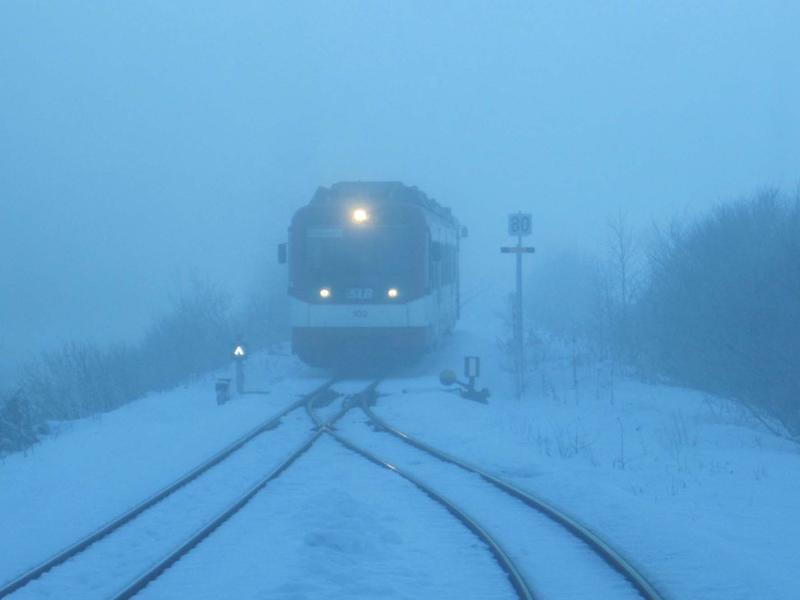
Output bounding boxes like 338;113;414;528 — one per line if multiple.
508;212;532;237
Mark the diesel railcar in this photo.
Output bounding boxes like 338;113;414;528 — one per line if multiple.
280;181;463;367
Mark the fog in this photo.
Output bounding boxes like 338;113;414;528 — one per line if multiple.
2;2;798;379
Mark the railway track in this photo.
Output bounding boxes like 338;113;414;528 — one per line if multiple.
0;379;336;599
113;380;381;598
307;382;536;600
3;377;665;599
339;393;666;600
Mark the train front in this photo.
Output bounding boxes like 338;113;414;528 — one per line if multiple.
287;194;430;368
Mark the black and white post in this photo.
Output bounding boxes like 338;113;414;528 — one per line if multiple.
501;212;535;398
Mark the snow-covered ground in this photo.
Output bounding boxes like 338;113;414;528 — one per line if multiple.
138;435;513;600
374;297;800;599
0;357;325;589
337;409;641;600
2;293;799;598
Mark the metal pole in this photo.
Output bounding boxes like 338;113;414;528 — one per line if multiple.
516;231;524;397
235;360;244;394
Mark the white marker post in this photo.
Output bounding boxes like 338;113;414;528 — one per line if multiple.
233;343;247;394
502;212;535;398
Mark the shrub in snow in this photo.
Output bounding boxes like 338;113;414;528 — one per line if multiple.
1;278;279;457
137;280;235;392
0;389;42;455
635;190;800;437
526;190;800;441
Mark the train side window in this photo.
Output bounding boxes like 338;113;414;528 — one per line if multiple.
430;241;441;288
431;241;442;262
432;243;458;287
438;244;448;286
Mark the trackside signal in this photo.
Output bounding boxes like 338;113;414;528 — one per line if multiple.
502;212;535;398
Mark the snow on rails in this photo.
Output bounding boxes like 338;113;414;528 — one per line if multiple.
2;378;664;600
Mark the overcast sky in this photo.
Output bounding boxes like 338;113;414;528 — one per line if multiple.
1;2;798;379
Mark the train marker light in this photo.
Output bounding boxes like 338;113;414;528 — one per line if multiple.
319;288;331;298
387;288;398;299
352;208;369;223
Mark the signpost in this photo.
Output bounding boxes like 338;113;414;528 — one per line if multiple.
216;340;271;403
233;343;247;394
502;212;535;398
507;212;532;238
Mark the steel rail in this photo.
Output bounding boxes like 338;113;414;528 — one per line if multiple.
325;430;536;600
115;379;533;600
359;400;665;600
306;379;381;430
0;378;335;599
110;381;352;599
111;428;324;600
306;382;535;600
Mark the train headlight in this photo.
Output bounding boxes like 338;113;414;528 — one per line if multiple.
387;288;398;299
352;208;369;223
319;288;331;299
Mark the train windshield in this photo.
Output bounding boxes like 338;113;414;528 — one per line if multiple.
303;226;420;293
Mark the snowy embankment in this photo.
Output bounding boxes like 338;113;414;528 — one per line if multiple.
2;295;799;599
0;354;320;588
381;301;800;599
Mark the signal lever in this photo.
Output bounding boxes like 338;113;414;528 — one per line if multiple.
439;356;490;403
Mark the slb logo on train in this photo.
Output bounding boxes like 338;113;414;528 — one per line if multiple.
346;288;374;300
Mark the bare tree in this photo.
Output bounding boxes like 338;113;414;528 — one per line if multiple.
607;210;640;312
605;210;642;361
